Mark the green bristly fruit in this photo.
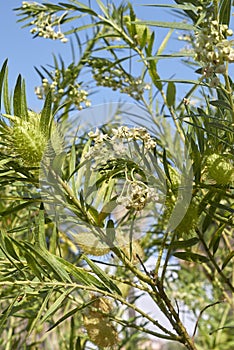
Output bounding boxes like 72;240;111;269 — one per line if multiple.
175;202;198;236
206;153;233;185
11;112;47;167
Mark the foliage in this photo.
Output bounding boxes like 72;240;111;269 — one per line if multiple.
0;1;233;349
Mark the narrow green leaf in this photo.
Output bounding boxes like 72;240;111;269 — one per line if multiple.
0;295;19;329
209;224;226;255
219;0;231;26
13;75;22;117
166;81;176;107
47;298;97;332
0;59;8;110
59;2;97;16
23;242;72;282
173;252;209;263
155;29;173;64
83;255;122;295
55;255;107;290
40;90;52;137
28;289;53;334
36;204;47;248
3;66;11;114
4;236;20;261
47;306;79;332
148;61;162;91
0;201;34;217
142;4;197;11
222;251;234;270
210;99;232;111
171;237;199;249
21;79;28;120
132;20;194;30
40;287;75;324
96;0;109;17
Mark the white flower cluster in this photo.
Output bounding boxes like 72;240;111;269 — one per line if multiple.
116;180;158;211
88;58;150;100
85;126;158;211
194;19;234;86
35;71;91;110
88;126;156;152
22;2;68;43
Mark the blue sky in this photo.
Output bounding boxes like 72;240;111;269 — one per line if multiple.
0;1;197;111
1;1;232;113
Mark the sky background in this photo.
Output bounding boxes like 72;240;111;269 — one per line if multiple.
0;0;200;113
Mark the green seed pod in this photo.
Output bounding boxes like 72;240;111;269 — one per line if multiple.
12;112;47;166
83;315;118;348
76;232;111;256
121;239;144;265
206;153;233;185
83;296;118;348
175;202;198;236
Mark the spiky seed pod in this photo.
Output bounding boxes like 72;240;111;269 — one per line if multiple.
76;232;111;256
175;202;198;236
121;240;144;265
83;315;118;348
89;296;113;316
206;153;233;185
83;296;118;348
11;112;47;166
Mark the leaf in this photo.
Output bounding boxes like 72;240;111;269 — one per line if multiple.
55;255;108;290
166;81;176;107
47;298;97;332
132;20;194;30
0;59;8;111
22;242;72;282
40;287;75;324
28;289;54;334
96;0;109;17
171;237;199;249
13;75;22;117
59;2;97;16
222;251;234;270
40;90;52;138
83;255;122;295
148;60;162;91
209;224;226;255
3;66;11;115
219;0;231;26
4;235;20;261
35;204;47;248
210;99;232;111
0;295;19;329
173;252;209;263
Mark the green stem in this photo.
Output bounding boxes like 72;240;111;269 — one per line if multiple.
196;228;234;293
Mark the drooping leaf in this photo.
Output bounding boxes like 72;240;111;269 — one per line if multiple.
83;255;122;295
132;20;194;31
222;251;234;270
173;252;209;263
171;237;199;249
166;81;176;107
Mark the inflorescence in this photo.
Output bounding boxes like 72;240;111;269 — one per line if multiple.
86;126;158;211
22;1;68;43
